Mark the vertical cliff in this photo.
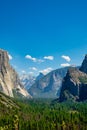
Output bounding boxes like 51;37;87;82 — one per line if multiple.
59;54;87;102
0;49;32;98
80;54;87;74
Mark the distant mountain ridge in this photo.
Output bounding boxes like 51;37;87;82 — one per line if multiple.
36;73;44;81
28;67;68;98
20;72;44;90
20;74;36;90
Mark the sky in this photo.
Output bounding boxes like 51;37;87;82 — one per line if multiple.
0;0;87;75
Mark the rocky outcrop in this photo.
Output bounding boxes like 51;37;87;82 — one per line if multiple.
60;66;87;102
80;54;87;74
0;49;32;98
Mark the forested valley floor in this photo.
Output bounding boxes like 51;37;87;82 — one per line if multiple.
0;98;87;130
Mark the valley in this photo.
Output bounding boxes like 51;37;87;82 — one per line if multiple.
0;97;87;130
0;0;87;129
0;49;87;130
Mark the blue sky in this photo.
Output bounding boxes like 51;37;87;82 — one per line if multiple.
0;0;87;75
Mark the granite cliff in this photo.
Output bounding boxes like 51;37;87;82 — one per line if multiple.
0;49;32;98
60;55;87;102
28;67;68;98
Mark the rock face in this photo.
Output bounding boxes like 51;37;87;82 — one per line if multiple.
28;67;68;98
80;54;87;74
60;55;87;102
0;49;32;98
36;73;44;81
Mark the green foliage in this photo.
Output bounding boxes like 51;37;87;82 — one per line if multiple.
79;76;87;84
0;98;87;130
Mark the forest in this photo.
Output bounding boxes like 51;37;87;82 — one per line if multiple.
0;98;87;130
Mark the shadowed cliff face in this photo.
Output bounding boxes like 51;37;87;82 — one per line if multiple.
0;49;32;98
80;54;87;74
59;68;87;102
60;55;87;102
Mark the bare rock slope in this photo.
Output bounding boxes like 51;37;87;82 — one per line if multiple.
0;49;32;98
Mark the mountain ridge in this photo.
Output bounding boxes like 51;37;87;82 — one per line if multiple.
28;67;68;98
59;55;87;102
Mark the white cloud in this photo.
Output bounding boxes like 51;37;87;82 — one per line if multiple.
25;55;44;63
25;55;37;62
39;67;53;75
8;54;13;60
44;56;54;60
61;55;71;62
29;67;37;71
21;70;26;74
61;63;71;67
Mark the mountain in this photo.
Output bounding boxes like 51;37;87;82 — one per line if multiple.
28;67;68;98
59;55;87;102
20;73;44;90
0;49;32;98
36;73;44;81
20;74;36;90
80;54;87;73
